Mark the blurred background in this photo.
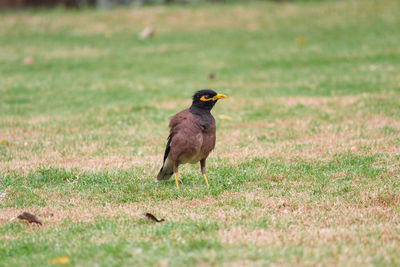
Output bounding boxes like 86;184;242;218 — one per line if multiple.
3;0;265;9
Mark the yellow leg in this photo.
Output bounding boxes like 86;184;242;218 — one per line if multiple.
174;173;180;189
203;174;210;188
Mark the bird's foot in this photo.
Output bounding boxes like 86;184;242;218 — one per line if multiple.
174;173;180;189
203;174;210;188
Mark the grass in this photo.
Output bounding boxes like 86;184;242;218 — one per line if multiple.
1;0;400;265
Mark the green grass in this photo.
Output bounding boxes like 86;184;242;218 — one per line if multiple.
1;0;400;266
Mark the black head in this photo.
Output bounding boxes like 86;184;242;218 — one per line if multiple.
190;89;226;112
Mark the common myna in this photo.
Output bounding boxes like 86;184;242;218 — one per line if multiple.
156;89;226;188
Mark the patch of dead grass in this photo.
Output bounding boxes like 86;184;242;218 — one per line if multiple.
1;93;399;173
216;192;400;264
1;189;399;250
138;44;196;55
43;47;107;60
1;188;399;267
0;155;160;175
216;110;400;163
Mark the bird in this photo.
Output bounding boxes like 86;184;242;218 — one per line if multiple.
156;89;226;189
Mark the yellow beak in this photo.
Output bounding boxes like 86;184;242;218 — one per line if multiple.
213;94;226;100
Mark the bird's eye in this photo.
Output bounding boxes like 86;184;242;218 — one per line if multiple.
200;94;212;101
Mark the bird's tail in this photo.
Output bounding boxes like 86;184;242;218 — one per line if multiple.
156;158;174;181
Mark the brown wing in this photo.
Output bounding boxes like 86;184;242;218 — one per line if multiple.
168;109;204;163
160;109;193;164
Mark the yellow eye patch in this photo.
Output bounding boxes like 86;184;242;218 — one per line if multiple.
200;94;227;102
200;95;213;101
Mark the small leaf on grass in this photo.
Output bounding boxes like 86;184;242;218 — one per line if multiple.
23;57;34;65
17;212;42;226
139;26;156;40
0;140;6;145
142;213;165;223
47;256;70;265
209;73;216;80
296;38;305;46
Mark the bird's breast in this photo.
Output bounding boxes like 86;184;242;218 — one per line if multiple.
196;133;203;144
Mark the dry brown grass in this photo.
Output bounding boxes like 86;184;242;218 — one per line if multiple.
0;155;159;174
217;112;400;163
2;188;399;257
2;187;399;225
2;93;399;173
1;170;399;265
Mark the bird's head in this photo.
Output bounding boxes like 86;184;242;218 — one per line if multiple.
191;89;226;111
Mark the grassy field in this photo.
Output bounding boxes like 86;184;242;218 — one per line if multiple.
1;0;400;265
